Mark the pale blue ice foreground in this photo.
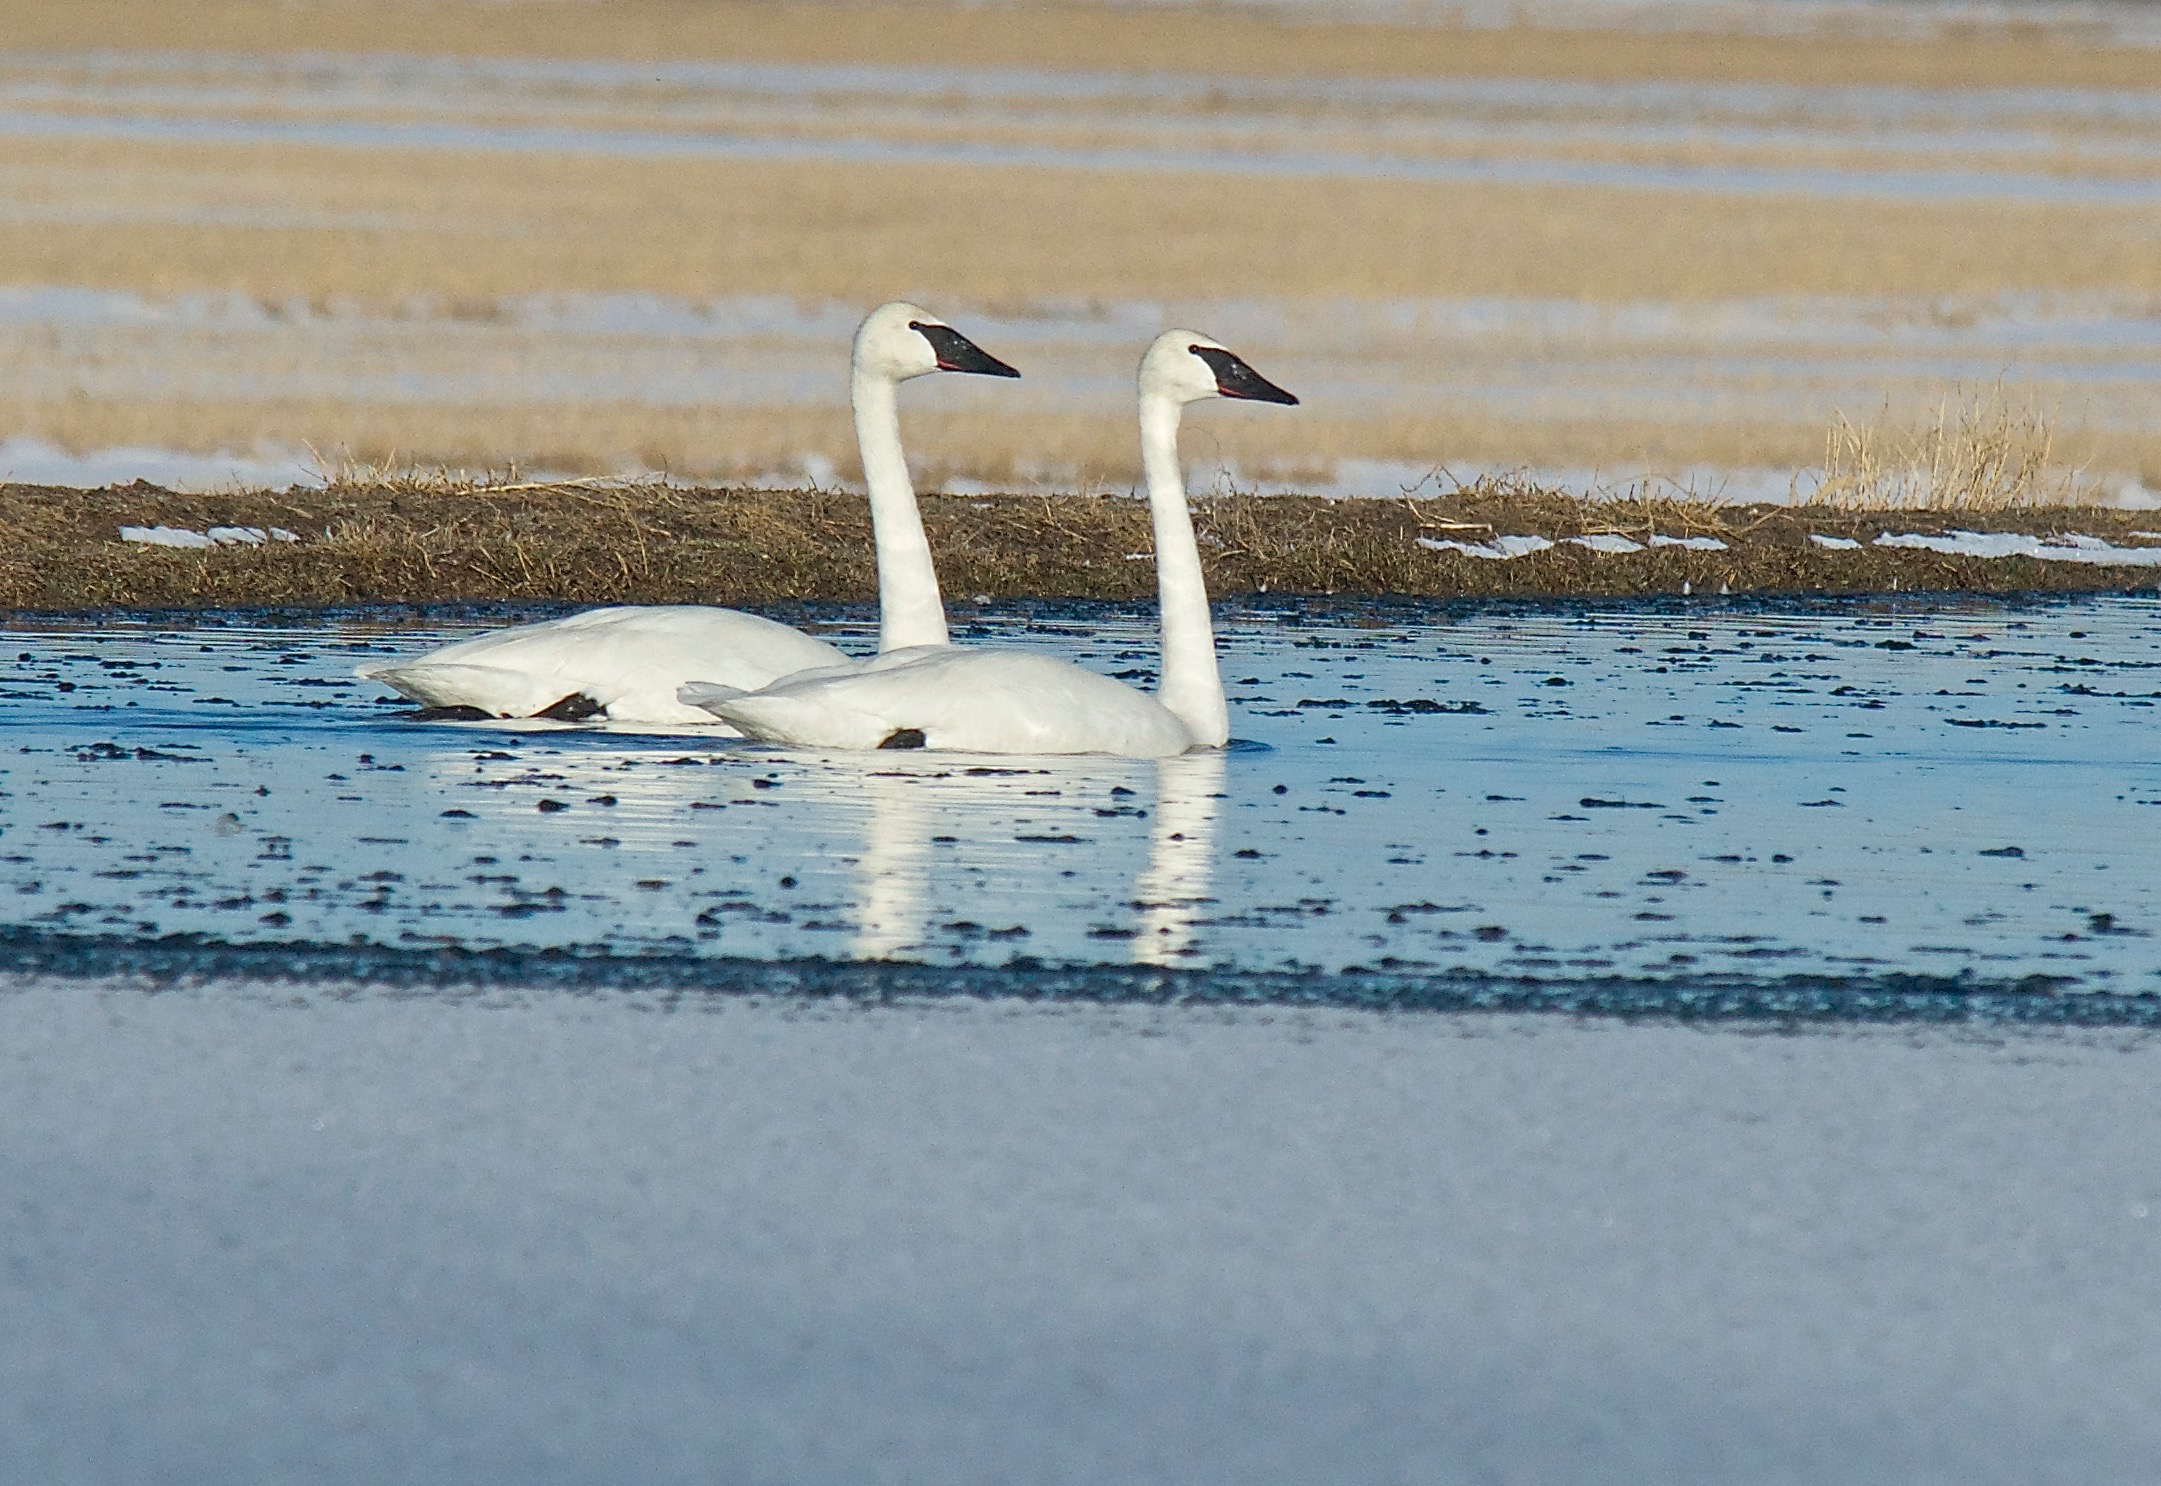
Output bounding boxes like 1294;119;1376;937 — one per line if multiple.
5;597;2161;1485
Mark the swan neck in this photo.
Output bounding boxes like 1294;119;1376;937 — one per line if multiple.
853;367;948;652
1141;393;1228;748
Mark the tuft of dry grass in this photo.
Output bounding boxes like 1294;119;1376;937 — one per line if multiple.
1802;389;2088;511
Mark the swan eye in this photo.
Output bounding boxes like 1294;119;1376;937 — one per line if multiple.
1187;344;1300;406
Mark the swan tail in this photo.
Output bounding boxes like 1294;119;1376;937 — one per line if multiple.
704;693;895;750
354;661;571;718
676;680;747;713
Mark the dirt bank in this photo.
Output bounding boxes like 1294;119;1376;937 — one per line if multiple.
3;481;2158;612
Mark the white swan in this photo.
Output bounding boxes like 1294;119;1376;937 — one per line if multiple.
681;330;1297;756
353;302;1017;724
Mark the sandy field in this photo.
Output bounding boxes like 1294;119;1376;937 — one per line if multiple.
3;0;2159;491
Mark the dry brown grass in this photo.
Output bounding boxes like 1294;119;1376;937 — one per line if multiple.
8;136;2158;309
13;0;2160;89
9;1;2161;490
14;395;2161;508
8;133;2156;486
5;478;2157;613
1803;388;2091;510
0;395;1850;485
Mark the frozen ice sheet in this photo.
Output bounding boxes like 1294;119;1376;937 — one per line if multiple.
4;986;2161;1484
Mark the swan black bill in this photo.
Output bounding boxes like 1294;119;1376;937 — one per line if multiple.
1189;346;1299;405
911;323;1021;378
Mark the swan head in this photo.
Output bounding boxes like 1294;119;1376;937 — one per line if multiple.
1139;330;1299;408
853;301;1021;384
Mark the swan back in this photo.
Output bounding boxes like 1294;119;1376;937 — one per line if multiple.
699;648;1197;758
359;606;848;723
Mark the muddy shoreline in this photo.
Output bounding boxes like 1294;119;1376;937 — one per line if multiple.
3;481;2158;611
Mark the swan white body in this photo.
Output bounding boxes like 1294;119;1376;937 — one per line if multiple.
355;302;1013;723
685;646;1196;757
686;330;1296;757
362;605;848;723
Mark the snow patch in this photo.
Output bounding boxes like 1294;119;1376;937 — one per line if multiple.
118;525;212;549
121;525;299;548
1408;526;2161;567
1871;530;2161;566
1416;534;1554;560
1417;531;1728;560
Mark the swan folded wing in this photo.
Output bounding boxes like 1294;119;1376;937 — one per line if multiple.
356;606;852;722
707;649;1197;757
436;606;851;692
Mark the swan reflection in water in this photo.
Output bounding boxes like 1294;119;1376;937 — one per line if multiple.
852;767;935;961
846;752;1225;964
1128;751;1225;966
408;734;1222;961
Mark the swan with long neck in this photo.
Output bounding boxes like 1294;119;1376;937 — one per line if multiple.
354;302;1015;724
682;330;1296;756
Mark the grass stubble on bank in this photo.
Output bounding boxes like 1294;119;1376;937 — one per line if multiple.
8;389;2151;610
5;475;2157;613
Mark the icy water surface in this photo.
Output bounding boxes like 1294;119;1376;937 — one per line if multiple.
1;598;2157;1016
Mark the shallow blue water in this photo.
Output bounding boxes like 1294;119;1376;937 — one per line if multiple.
1;597;2157;1014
